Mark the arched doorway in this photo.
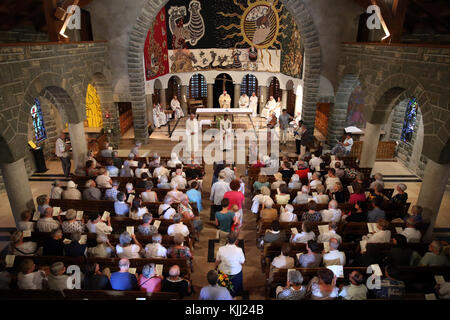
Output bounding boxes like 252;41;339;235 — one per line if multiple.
167;76;181;101
268;76;281;101
214;73;234;108
153;79;163;105
286;80;295;115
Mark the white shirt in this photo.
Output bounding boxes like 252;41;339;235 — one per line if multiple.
400;228;421;243
135;168;150;179
339;284;368;300
87;244;114;258
291;231;315;243
321;208;342;222
14;242;38;256
144;243;168;258
323;250;346;266
95;174;112;188
314;194;330;204
55;138;68;157
37;217;60;233
167;223;189;237
86;221;112;234
210;180;231;205
171;175;187;189
271;254;295;269
309;157;323;169
366;230;391;243
310;179;322;189
343;138;353;152
325;177;341;192
153;166;170;178
48;274;71;291
279;211;298;223
115;244;141;259
317;230;342;244
220;167;235;183
216;244;245;275
158;204;176;219
18;221;35;232
18;271;46;290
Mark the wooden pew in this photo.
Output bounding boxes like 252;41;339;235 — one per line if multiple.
63;289;178;300
265;266;450;299
0;289;65;300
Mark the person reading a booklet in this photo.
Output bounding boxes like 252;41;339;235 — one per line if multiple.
363;219;391;243
338;271;368;300
322;238;346;267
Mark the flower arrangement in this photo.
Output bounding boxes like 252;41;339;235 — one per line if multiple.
217;270;234;292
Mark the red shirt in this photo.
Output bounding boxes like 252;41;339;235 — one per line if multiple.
295;167;310;180
349;193;366;204
223;191;245;210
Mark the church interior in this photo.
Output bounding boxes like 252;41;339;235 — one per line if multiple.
0;0;449;301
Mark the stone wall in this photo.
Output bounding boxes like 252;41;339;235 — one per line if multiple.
335;43;450;164
0;27;49;44
0;41;113;193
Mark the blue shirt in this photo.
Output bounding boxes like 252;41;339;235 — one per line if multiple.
199;285;233;300
186;189;202;212
106;165;119;177
105;188;119;201
114;201;129;216
110;272;138;291
367;207;386;222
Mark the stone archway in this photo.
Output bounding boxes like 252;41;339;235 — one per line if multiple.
127;0;321;143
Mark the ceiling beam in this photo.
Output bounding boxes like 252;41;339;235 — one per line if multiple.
411;0;450;32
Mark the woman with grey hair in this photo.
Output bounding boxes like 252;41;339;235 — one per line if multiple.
288;174;302;190
276;270;306;300
392;183;408;205
48;261;72;290
115;231;143;259
87;234;115;258
251;186;274;214
137;214;158;236
138;263;163;293
140;181;158;203
61;209;85;233
9;231;39;256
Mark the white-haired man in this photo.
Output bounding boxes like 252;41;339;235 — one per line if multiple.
317;222;342;244
321;200;342;222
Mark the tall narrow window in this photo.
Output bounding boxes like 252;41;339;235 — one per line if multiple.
241;74;258;96
189;74;207;99
30;98;47;143
401;97;418;143
269;77;281;100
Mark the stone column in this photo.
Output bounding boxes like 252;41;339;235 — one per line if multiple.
68;121;88;170
417;160;450;240
145;94;153;128
207;84;213;108
180;85;188;115
359;122;382;169
259;86;268;115
233;83;241;108
160;88;167;108
281;89;288;110
0;158;35;226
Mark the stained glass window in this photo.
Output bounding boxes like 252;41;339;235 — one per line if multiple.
241;74;258;96
401;97;418;143
30;98;47;143
86;83;103;128
189;74;207;99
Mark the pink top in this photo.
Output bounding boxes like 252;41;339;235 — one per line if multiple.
223;191;245;210
138;274;162;293
349;193;366;204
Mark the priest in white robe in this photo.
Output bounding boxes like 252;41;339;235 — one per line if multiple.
261;96;276;118
170;95;184;119
154;103;167;126
249;92;258;116
273;97;282;118
220;114;233;151
153;106;163;128
239;93;249;109
219;90;231;108
185;113;199;155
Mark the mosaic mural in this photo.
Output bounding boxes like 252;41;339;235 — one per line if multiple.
346;85;366;128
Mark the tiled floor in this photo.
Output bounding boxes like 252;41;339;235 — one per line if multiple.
0;116;449;298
